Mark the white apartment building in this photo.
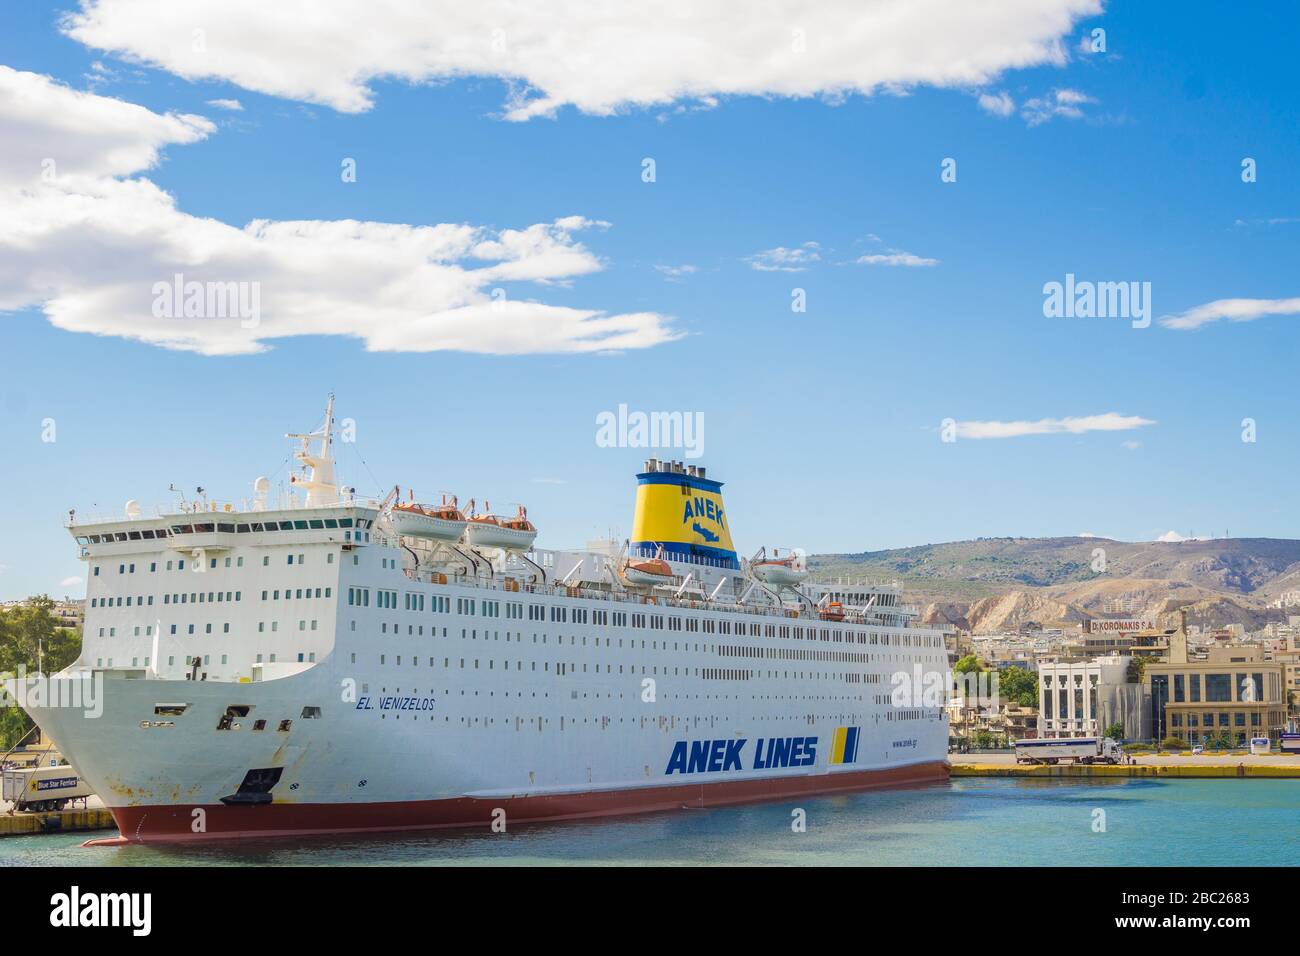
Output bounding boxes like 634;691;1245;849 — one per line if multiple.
1037;654;1143;739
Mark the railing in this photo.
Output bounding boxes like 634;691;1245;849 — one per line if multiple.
65;495;381;528
399;565;934;630
626;544;738;570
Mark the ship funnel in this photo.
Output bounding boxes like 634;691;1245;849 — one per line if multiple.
630;463;738;569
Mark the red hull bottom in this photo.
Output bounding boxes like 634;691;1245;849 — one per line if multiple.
86;761;949;845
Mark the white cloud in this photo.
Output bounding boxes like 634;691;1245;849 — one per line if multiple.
0;65;212;186
1020;87;1096;125
60;576;84;587
1234;216;1300;227
1157;530;1189;543
654;264;698;281
1160;296;1300;331
977;91;1015;117
1121;439;1141;450
954;412;1155;440
61;0;1101;119
856;252;938;267
747;242;820;272
0;68;677;356
205;98;243;111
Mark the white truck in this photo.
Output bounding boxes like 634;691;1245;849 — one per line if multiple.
1014;737;1123;765
1;765;93;812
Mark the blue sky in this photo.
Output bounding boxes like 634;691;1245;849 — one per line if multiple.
1;1;1298;600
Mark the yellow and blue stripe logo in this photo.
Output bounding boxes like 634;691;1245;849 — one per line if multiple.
630;470;739;568
829;726;860;765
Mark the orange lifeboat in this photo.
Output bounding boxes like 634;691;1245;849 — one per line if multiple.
622;557;674;587
819;601;846;622
751;548;809;587
463;502;538;551
391;492;468;543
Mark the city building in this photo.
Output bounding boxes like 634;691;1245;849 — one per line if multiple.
1037;654;1147;740
1144;614;1287;745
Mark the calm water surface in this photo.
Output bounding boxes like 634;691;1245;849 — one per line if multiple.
2;778;1296;866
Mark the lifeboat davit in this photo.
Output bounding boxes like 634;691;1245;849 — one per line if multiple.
622;557;675;587
391;494;468;543
463;502;538;551
751;548;808;587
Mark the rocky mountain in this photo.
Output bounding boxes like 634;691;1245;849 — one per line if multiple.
809;537;1300;634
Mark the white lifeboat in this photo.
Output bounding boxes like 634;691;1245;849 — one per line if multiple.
463;502;538;551
751;548;808;587
391;493;468;543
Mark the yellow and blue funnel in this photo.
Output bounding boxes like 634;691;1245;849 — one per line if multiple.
630;461;738;569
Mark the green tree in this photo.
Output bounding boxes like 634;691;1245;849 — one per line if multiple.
1127;655;1154;684
1160;736;1185;750
996;666;1039;708
0;595;81;674
1103;722;1126;742
953;654;984;674
0;597;83;750
1204;730;1234;751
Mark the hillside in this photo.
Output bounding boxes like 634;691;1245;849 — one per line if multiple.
809;537;1300;634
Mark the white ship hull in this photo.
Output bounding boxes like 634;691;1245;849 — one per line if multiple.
20;635;947;841
19;563;948;842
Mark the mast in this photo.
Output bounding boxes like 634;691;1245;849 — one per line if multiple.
287;394;339;507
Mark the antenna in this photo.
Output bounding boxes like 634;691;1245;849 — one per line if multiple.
285;395;340;507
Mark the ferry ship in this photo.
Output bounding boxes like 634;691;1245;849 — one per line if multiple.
15;398;949;843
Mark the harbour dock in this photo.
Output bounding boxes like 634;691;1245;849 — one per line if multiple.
0;807;115;837
951;753;1300;779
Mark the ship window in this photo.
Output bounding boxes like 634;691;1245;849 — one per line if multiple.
217;706;250;730
324;519;338;529
252;719;266;731
309;519;324;529
339;518;353;527
294;521;308;530
154;703;188;716
301;706;321;719
278;720;292;732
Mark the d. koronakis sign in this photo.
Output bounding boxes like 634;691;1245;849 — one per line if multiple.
1084;618;1156;634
